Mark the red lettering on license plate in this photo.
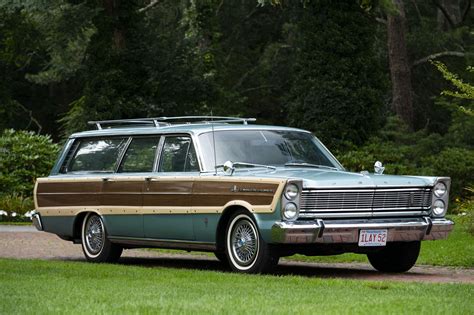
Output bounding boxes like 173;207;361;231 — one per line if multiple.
358;229;387;247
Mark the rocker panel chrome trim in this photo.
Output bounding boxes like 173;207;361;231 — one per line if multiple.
108;236;217;251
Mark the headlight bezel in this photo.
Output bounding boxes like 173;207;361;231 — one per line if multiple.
431;178;450;218
281;180;302;221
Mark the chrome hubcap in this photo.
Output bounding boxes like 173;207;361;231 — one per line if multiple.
231;220;257;265
85;216;104;255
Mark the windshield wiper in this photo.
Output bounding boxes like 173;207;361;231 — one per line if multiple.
284;162;338;170
216;161;276;171
231;162;277;170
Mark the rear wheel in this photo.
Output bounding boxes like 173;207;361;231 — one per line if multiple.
225;210;279;273
81;213;122;263
367;241;420;273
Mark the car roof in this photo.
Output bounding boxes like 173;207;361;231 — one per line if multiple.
69;123;311;139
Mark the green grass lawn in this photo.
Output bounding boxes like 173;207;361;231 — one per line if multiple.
0;221;32;225
0;258;472;315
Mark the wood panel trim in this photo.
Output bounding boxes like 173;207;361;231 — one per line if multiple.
35;176;286;216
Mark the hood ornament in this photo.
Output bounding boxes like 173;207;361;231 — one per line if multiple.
374;161;385;175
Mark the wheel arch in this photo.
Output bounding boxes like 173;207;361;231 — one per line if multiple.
72;210;102;241
215;204;256;252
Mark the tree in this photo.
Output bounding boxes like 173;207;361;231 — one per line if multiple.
433;61;474;115
286;0;387;149
387;0;414;129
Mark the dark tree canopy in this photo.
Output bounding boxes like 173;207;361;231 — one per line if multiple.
0;0;472;148
286;0;387;148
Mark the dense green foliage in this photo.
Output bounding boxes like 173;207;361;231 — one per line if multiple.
1;0;470;139
0;193;34;217
337;116;474;199
0;258;472;314
287;1;386;148
0;1;472;199
0;129;59;196
433;61;474;116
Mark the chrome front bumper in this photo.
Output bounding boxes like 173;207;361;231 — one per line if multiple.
271;217;453;244
31;211;43;231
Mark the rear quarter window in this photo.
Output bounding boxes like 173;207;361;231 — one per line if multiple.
66;137;128;173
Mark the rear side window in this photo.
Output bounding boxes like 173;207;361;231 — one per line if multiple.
118;137;160;173
67;138;128;173
159;136;199;172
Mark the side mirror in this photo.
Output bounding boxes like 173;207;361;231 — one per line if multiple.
223;160;235;176
374;161;385;175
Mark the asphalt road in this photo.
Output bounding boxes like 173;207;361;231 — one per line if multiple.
1;225;473;283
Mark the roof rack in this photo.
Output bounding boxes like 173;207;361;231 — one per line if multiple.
87;116;257;130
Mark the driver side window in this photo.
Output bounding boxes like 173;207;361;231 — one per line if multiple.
159;136;199;172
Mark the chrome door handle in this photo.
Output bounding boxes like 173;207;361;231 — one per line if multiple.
102;177;115;182
145;177;159;181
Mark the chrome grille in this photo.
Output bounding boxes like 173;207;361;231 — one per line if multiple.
300;188;432;218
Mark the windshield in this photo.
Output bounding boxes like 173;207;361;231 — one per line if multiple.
198;130;342;171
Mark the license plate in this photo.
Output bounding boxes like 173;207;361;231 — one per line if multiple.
358;229;387;247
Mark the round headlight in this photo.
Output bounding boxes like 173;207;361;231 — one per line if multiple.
432;199;446;216
283;202;298;220
434;182;447;198
285;184;299;200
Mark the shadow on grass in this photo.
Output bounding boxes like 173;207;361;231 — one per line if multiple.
97;256;442;282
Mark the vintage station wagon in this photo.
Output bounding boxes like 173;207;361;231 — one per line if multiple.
32;116;453;273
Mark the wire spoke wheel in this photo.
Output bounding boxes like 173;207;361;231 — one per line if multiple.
231;220;258;265
81;213;122;262
85;215;105;255
226;211;279;273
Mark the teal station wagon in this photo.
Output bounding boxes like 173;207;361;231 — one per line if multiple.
32;116;453;273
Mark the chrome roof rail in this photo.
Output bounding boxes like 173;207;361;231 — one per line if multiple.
88;116;257;130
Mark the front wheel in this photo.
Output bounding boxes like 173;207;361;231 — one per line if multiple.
81;213;122;263
214;251;228;264
367;241;420;273
225;211;279;273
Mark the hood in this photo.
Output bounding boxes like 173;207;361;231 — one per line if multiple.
239;167;436;189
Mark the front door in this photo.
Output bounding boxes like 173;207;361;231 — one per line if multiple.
143;135;200;240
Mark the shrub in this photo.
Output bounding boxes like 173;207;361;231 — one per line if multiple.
0;193;34;222
421;148;474;200
0;129;59;197
336;116;473;203
453;197;474;237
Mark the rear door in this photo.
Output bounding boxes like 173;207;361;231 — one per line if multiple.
106;136;161;237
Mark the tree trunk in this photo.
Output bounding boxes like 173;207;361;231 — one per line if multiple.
103;0;126;50
387;0;414;130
